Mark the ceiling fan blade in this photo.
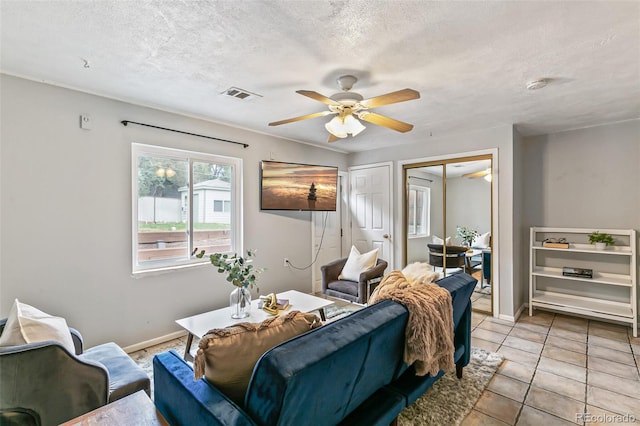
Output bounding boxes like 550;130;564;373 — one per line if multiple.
357;112;414;133
268;111;334;126
359;88;420;109
462;169;490;179
296;90;342;106
327;133;340;143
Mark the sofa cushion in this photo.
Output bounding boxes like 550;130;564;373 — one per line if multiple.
0;299;75;354
472;231;491;248
194;310;321;406
339;246;379;281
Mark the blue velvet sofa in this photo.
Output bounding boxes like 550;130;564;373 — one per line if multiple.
153;273;477;426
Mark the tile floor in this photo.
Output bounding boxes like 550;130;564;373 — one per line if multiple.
463;310;640;425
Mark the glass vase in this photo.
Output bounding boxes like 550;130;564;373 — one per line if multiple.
230;286;251;319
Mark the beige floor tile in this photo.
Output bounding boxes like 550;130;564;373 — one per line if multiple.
537;357;586;383
587;386;640;418
472;337;501;353
629;332;640;346
542;345;586;367
587;369;640;399
545;335;586;354
477;320;513;335
632;343;640;354
552;316;589;334
498;359;536;384
503;335;544;355
587;356;640;379
514;321;550;335
588;344;636;365
588;326;629;342
518;311;555;327
583;404;640;425
487;374;529;403
589;320;630;334
516;405;577;426
531;370;586;402
474;390;522;425
588;334;632;353
508;327;547;344
498;346;540;366
524;386;584;424
472;316;485;327
474;298;492;312
548;327;587;343
461;409;511;426
472;327;507;344
484;316;515;326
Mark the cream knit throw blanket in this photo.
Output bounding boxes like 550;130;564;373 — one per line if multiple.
369;270;455;376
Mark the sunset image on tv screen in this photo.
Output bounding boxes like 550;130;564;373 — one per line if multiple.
261;161;337;211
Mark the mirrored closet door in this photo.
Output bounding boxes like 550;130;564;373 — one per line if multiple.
404;155;493;314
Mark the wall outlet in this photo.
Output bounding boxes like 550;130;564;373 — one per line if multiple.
283;258;289;267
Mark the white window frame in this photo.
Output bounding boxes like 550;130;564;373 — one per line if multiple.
131;143;243;275
407;184;430;238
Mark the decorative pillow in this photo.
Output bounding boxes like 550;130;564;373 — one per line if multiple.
338;246;379;281
0;299;75;353
401;262;440;285
472;232;491;248
430;235;453;245
194;311;321;406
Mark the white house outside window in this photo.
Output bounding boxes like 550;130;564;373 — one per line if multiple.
132;144;242;274
407;184;430;238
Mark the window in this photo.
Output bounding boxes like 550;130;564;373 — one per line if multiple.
132;144;242;274
407;185;430;238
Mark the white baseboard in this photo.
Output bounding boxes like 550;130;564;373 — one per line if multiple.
498;303;527;323
122;330;187;354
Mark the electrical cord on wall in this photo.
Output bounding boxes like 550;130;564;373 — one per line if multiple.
287;211;330;270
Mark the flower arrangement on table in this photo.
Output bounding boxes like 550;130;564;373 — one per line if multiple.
193;248;265;318
456;226;479;247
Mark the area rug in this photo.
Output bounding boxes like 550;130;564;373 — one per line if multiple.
398;347;503;425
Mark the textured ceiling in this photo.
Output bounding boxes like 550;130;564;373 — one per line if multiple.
1;1;639;153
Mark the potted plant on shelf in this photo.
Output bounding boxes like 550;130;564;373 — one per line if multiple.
194;249;265;319
456;226;479;247
588;231;615;250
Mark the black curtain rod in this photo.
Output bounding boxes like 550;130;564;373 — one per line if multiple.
408;176;433;182
121;120;249;148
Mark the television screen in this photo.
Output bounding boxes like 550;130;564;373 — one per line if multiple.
260;160;338;211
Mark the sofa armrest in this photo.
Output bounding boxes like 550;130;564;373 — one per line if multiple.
153;350;257;426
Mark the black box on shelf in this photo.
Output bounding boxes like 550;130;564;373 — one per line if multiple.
562;266;593;278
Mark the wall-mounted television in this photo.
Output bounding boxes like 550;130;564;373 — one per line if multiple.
260;160;338;211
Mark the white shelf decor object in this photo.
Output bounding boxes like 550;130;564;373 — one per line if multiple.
529;227;637;337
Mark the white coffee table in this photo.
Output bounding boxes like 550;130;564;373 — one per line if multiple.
175;290;333;361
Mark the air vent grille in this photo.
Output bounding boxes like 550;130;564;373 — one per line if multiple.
222;87;262;100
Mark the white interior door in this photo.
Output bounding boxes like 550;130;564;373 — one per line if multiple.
349;163;393;264
312;174;347;293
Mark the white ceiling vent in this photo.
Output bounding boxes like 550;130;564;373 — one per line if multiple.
222;87;262;100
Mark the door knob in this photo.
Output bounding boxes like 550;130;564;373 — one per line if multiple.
383;234;390;239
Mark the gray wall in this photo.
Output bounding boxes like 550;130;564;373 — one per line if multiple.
0;75;348;347
523;120;640;313
445;175;492;243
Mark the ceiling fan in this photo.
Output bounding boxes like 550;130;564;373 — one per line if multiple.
268;75;420;143
463;168;492;181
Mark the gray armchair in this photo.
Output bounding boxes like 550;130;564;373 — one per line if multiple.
321;257;388;304
0;319;150;426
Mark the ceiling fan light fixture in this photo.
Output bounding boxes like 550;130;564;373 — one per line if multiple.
484;173;492;182
325;116;348;138
325;114;366;138
343;114;366;136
